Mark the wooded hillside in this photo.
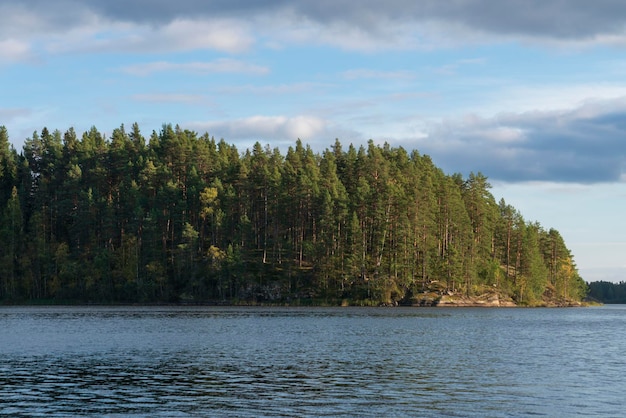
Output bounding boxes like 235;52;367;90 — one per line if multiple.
0;124;587;305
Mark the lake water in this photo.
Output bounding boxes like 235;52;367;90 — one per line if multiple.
0;305;624;417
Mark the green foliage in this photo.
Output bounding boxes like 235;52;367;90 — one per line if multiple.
0;125;587;305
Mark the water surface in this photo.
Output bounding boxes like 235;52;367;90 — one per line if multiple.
1;306;624;416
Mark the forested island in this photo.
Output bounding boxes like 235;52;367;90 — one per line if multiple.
0;124;588;306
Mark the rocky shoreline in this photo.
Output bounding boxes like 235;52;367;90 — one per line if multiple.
408;291;583;307
436;293;517;307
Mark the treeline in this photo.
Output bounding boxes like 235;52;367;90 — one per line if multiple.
587;281;626;304
0;123;587;305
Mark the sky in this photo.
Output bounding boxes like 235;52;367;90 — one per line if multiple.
1;0;626;283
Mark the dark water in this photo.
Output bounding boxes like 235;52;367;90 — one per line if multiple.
0;305;624;417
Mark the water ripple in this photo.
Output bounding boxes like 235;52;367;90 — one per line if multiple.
1;306;625;416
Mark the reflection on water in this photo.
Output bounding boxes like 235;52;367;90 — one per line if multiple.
1;306;625;416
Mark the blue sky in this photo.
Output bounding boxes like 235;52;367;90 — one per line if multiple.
2;0;626;283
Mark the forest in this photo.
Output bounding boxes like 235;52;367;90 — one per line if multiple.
587;281;626;304
0;123;588;306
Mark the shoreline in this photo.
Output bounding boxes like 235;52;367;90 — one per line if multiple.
0;296;588;308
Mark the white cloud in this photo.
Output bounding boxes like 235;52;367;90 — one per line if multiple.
478;126;526;144
0;107;32;122
84;18;252;54
190;115;328;143
160;19;253;52
283;116;327;139
5;11;254;59
490;84;626;115
0;39;34;63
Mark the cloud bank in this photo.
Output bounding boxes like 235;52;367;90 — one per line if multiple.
4;0;626;60
53;0;626;42
417;98;626;183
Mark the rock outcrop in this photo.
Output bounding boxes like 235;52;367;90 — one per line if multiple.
436;292;516;307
